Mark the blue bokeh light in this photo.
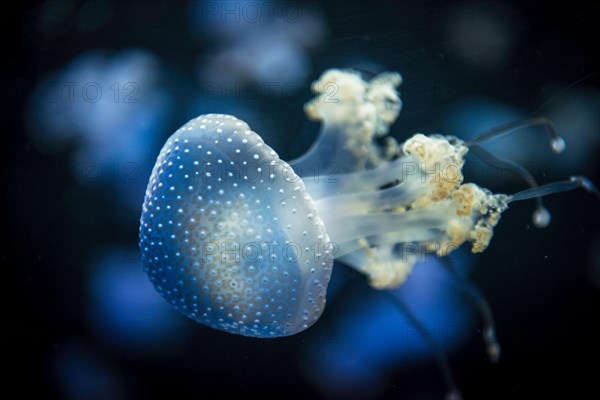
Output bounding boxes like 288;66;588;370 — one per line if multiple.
301;252;475;398
50;341;127;400
87;248;191;356
190;0;326;96
28;48;172;211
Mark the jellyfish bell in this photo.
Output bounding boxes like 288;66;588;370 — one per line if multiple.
140;114;333;337
140;69;598;344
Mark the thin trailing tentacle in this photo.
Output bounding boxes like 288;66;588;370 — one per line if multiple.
380;290;462;400
439;256;501;363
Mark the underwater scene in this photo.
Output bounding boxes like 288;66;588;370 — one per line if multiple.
5;1;600;399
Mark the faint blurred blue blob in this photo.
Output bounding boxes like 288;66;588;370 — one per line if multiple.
27;48;173;212
189;0;265;41
50;341;128;400
206;36;311;88
541;85;600;173
190;0;327;96
87;248;191;356
189;0;327;46
443;1;522;70
299;254;475;399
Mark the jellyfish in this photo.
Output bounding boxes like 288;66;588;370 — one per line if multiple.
139;68;597;396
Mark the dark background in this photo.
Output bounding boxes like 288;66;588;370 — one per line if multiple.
3;1;600;399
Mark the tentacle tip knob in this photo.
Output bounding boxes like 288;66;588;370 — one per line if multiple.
487;342;501;363
532;207;551;228
551;137;566;154
569;175;600;199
